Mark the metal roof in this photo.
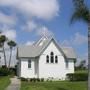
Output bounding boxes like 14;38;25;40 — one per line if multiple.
17;37;76;59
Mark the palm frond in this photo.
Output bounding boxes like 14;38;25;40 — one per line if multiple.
7;40;16;48
73;0;85;9
71;6;90;24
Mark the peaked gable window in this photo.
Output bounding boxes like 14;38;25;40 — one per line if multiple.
46;55;49;63
50;52;54;63
28;60;31;68
55;56;58;63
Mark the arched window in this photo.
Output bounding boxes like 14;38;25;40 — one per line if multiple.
50;52;54;63
55;56;58;63
46;55;49;63
51;52;54;56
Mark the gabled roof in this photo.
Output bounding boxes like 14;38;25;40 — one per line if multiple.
17;37;76;59
61;47;77;59
17;37;51;58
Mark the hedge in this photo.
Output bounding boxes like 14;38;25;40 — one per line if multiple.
66;73;88;81
0;67;15;76
21;77;44;82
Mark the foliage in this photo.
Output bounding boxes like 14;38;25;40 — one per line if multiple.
0;35;7;67
41;78;44;82
71;0;90;89
71;0;90;24
0;33;17;68
0;35;7;45
21;78;44;82
21;77;27;81
67;73;88;81
7;40;16;49
75;60;87;70
0;67;15;76
21;81;87;90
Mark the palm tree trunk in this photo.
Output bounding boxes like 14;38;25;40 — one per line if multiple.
2;46;7;67
8;48;12;69
88;21;90;90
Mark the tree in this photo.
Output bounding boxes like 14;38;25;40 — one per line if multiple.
71;0;90;89
0;35;7;67
7;40;16;68
78;60;86;70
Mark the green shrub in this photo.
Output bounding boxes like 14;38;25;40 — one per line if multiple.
67;73;88;81
41;78;44;82
21;77;44;82
21;77;27;81
33;78;36;82
9;68;16;75
36;78;40;82
0;68;9;76
0;67;16;76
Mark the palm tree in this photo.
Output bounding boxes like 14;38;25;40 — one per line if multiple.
0;35;7;67
7;40;16;68
71;0;90;89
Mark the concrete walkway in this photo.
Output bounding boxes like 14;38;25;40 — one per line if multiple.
6;76;21;90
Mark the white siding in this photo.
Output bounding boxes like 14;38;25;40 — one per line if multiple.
20;59;36;78
39;41;74;80
19;40;75;80
39;41;66;80
67;61;74;73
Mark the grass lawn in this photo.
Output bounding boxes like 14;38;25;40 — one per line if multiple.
21;81;87;90
0;76;10;90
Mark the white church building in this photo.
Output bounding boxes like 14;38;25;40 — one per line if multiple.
17;37;76;80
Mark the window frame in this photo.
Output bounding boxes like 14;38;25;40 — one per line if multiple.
55;56;58;63
50;52;54;63
46;55;49;63
28;60;31;68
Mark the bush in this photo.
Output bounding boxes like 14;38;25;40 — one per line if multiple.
0;67;15;76
0;68;9;76
41;78;44;82
21;78;44;82
36;78;40;82
9;68;16;75
67;73;88;81
30;78;44;82
21;77;27;81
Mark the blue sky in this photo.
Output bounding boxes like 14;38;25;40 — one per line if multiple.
0;0;89;65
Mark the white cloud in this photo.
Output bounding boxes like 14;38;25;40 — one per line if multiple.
0;12;16;25
62;32;87;46
2;29;17;40
22;20;54;38
72;32;87;45
61;32;88;66
0;0;59;20
37;26;54;38
61;40;71;47
22;21;37;32
25;41;35;46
